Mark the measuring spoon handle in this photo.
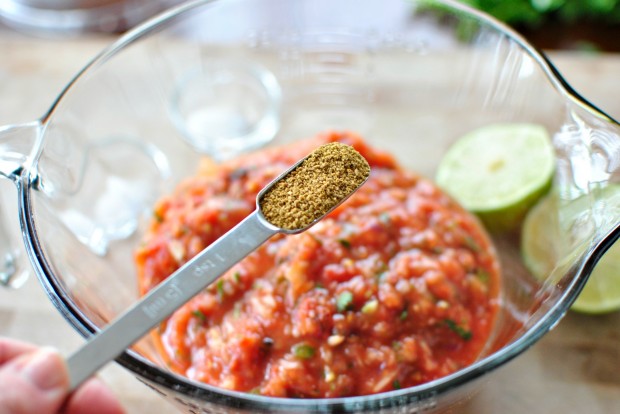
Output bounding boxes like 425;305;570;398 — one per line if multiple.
67;211;276;390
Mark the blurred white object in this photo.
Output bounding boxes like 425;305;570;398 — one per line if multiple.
0;0;181;33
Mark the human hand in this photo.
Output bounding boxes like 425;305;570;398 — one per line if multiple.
0;338;125;414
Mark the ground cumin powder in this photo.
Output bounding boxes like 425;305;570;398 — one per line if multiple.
259;142;371;230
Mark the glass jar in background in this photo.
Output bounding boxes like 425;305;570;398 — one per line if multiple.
0;0;182;34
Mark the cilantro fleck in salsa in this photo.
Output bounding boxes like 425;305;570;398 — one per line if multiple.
135;131;501;398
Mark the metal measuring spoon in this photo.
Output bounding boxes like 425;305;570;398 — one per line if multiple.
67;142;370;389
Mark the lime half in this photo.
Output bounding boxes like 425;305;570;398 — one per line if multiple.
521;187;620;314
436;123;555;231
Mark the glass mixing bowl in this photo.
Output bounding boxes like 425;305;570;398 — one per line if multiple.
0;0;619;412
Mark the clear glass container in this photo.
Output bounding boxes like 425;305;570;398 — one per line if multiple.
0;0;619;412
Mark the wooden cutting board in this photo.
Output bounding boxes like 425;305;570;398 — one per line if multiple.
0;30;618;414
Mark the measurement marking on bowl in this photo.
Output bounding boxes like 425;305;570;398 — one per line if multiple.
66;142;370;390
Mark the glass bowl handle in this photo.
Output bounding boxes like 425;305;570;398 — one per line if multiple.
0;121;42;288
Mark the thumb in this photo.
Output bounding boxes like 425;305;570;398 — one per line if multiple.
0;348;69;414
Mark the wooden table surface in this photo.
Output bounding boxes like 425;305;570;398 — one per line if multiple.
0;29;619;414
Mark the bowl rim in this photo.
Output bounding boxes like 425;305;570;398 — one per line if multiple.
21;0;620;410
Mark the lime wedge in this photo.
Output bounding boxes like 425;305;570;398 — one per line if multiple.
521;187;620;314
436;123;555;231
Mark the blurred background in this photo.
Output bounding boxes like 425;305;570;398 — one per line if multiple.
0;1;618;51
460;0;620;51
0;0;184;34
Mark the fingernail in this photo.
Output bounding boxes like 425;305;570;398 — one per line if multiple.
21;348;68;391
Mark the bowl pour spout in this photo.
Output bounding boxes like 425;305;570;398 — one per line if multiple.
0;121;43;288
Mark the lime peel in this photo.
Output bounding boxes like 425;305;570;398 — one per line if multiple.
521;187;620;314
436;123;555;232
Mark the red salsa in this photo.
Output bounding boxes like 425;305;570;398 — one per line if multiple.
135;131;500;398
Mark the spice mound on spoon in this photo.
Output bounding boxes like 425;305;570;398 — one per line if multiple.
260;142;371;230
66;142;370;389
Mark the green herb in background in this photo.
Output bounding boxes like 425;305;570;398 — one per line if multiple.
459;0;620;27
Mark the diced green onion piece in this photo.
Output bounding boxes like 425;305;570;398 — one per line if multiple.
336;291;354;312
444;319;472;340
399;310;408;320
293;343;316;359
191;309;206;322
